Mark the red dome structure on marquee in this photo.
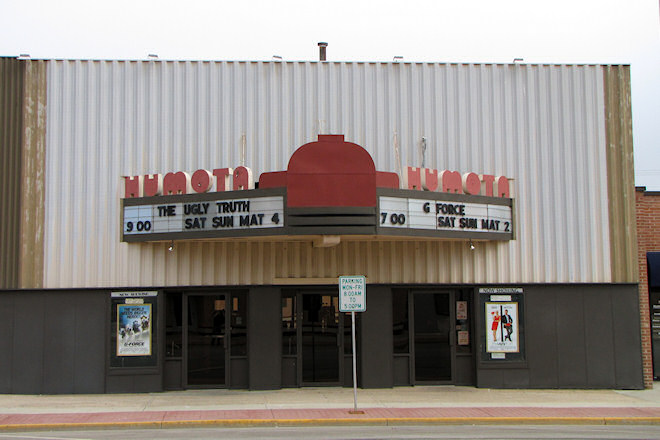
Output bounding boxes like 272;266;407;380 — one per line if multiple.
259;135;399;207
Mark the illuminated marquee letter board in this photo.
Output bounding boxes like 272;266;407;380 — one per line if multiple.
121;189;513;242
377;188;513;240
122;189;286;242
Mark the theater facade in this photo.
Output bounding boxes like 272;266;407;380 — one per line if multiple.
0;57;643;393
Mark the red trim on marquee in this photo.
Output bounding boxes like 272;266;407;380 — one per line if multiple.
258;135;398;207
123;134;509;202
376;172;400;189
258;171;288;189
287;135;377;207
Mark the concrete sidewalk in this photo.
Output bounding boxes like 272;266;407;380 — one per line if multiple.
2;386;660;431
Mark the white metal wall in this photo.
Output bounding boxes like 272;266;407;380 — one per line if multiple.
43;60;610;287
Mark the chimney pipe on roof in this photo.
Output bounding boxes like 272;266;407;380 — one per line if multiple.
318;42;328;61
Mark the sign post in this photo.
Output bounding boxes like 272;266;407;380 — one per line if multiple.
339;275;366;414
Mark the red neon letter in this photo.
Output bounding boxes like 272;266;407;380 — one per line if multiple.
440;170;462;194
191;169;213;193
480;174;495;197
462;172;481;195
233;166;254;191
404;167;422;190
143;174;162;197
496;176;510;198
422;168;439;191
163;172;191;195
213;168;233;192
124;176;142;198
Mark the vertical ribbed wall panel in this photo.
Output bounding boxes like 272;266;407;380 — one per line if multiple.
44;61;614;288
0;58;24;289
604;65;637;283
19;60;47;288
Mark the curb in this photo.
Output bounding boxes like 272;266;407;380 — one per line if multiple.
2;416;660;431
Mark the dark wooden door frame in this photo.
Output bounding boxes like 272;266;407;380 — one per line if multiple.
297;289;345;386
410;289;456;385
183;292;232;389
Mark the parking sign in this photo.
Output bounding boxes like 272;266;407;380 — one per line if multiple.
339;276;366;312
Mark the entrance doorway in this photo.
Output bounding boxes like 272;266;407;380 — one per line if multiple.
413;292;452;382
393;289;456;385
282;290;347;386
302;293;341;384
185;293;247;387
186;295;227;386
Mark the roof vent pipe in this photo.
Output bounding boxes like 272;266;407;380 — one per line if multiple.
318;42;328;61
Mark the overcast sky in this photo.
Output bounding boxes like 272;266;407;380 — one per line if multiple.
2;0;659;189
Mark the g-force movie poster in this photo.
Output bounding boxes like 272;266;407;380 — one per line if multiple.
117;304;152;356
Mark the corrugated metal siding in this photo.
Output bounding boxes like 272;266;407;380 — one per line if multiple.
43;61;615;288
603;65;637;283
19;60;47;288
0;58;24;289
0;58;47;289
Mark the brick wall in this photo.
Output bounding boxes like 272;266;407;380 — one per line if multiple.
636;187;660;388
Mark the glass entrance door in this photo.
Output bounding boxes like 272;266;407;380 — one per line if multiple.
187;295;227;386
413;292;452;382
302;293;341;384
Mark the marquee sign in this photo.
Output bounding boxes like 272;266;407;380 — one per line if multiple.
379;196;512;235
120;135;514;242
123;196;283;235
122;190;285;241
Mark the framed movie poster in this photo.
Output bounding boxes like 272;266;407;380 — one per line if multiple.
485;302;518;353
479;288;525;363
110;291;159;369
117;304;152;356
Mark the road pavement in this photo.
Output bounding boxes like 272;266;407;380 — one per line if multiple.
2;386;660;431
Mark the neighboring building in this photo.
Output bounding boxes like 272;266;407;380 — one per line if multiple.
0;56;642;394
636;187;660;384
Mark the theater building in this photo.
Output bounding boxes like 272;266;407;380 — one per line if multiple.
0;56;643;393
